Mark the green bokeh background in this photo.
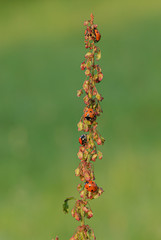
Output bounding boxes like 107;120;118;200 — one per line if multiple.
0;1;161;240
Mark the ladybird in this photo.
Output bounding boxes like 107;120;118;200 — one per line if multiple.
79;134;87;145
85;180;98;192
84;108;95;121
94;29;101;42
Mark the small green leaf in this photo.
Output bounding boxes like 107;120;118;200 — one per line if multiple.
63;197;74;214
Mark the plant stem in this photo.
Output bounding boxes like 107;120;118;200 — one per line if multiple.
81;205;85;226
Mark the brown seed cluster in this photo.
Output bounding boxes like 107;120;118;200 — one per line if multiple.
55;13;105;240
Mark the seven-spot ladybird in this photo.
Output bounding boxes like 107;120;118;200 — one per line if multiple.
85;27;101;43
79;134;87;145
85;180;98;192
94;29;101;42
84;108;95;121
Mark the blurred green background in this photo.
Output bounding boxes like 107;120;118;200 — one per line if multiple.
0;0;161;240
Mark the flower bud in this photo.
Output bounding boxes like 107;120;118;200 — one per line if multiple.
84;21;88;26
98;72;103;81
84;171;90;181
85;52;93;58
96;137;102;145
82;206;89;213
77;151;83;160
87;209;93;218
91;150;96;155
93;88;97;95
98;187;104;195
77;89;83;97
91;154;97;162
83;95;89;104
83;122;89;132
98;150;103;159
80;61;86;70
85;69;90;76
90;172;95;180
80;190;84;198
80;146;85;152
83;81;89;93
75;168;80;176
96;93;103;101
89;138;95;148
96;50;101;61
55;236;59;240
93;73;98;81
77;121;83;131
77;183;82;191
93;187;104;199
75;212;81;221
88;89;92;99
86;60;92;68
83;150;88;159
71;208;75;217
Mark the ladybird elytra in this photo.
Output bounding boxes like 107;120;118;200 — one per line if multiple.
79;134;87;145
94;28;101;42
84;108;95;121
85;180;98;192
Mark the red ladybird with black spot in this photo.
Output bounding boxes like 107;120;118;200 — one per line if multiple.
84;108;95;121
79;134;87;145
85;180;98;192
94;28;101;42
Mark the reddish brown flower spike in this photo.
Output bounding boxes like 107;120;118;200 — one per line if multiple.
58;14;105;240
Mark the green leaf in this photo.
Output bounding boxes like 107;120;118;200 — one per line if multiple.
63;197;74;214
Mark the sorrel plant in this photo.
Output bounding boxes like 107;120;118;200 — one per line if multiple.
55;13;105;240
